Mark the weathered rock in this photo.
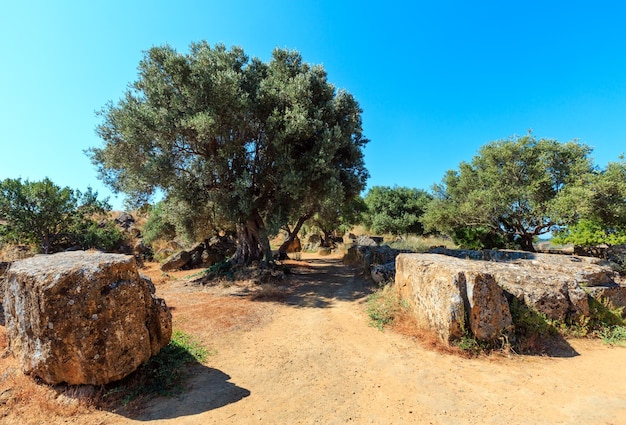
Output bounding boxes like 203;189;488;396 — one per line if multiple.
343;245;408;277
354;235;381;247
586;285;626;317
114;212;135;229
133;239;153;262
371;262;396;285
395;254;512;342
305;234;322;251
428;248;617;320
161;250;191;271
396;249;624;345
4;251;171;385
0;262;9;325
188;242;206;268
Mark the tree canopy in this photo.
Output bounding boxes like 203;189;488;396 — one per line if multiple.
553;158;626;247
421;135;594;251
0;178;120;253
363;186;432;236
89;42;368;264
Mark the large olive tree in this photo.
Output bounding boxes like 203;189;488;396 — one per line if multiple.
421;135;594;251
89;42;368;264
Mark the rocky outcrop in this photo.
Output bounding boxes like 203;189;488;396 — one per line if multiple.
161;250;192;272
0;262;10;325
344;245;404;269
4;251;171;385
395;250;625;344
354;235;383;247
371;262;396;285
160;235;236;271
395;255;512;342
428;248;616;320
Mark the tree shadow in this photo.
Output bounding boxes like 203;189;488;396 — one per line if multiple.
115;364;250;421
280;258;374;308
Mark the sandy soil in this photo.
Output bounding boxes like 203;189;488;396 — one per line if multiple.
2;253;626;424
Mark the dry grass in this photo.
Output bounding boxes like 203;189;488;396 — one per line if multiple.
0;244;34;262
0;327;100;424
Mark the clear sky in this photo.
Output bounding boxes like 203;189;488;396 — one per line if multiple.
1;0;625;210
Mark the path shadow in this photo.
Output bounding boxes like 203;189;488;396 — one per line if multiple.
122;364;250;421
281;258;374;308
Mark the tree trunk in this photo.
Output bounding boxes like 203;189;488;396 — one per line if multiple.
231;210;273;265
518;233;536;252
278;213;311;256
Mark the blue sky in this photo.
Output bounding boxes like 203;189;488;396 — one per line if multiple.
1;1;625;210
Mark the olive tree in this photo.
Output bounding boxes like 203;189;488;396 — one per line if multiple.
421;135;594;251
0;178;119;253
363;186;432;236
553;158;626;247
89;42;368;264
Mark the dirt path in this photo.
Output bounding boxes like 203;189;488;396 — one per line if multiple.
3;255;626;424
109;255;626;425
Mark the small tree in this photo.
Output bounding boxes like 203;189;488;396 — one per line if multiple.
421;135;594;251
363;186;432;236
0;178;119;253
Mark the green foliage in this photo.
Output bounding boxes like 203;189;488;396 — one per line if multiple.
599;326;626;346
451;226;513;250
509;297;558;338
363;186;432;236
89;42;368;264
553;159;626;247
105;330;213;404
422;134;595;251
71;219;124;252
587;297;625;329
141;201;178;246
0;178;118;253
553;219;626;247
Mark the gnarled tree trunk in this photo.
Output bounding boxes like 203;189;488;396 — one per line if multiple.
278;213;311;257
231;210;273;265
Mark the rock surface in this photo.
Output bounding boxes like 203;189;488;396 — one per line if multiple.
160;235;236;271
3;251;171;385
395;250;624;344
395;254;512;342
0;262;9;325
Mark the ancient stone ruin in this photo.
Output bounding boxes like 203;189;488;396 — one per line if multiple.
3;251;172;385
161;234;236;271
395;249;625;344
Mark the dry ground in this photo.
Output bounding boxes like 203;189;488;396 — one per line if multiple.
1;253;626;424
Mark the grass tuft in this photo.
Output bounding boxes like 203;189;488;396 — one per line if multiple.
366;286;402;330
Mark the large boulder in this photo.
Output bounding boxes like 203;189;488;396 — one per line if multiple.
344;245;396;267
3;251;172;385
396;250;624;344
395;254;512;342
161;250;192;271
428;248;616;320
